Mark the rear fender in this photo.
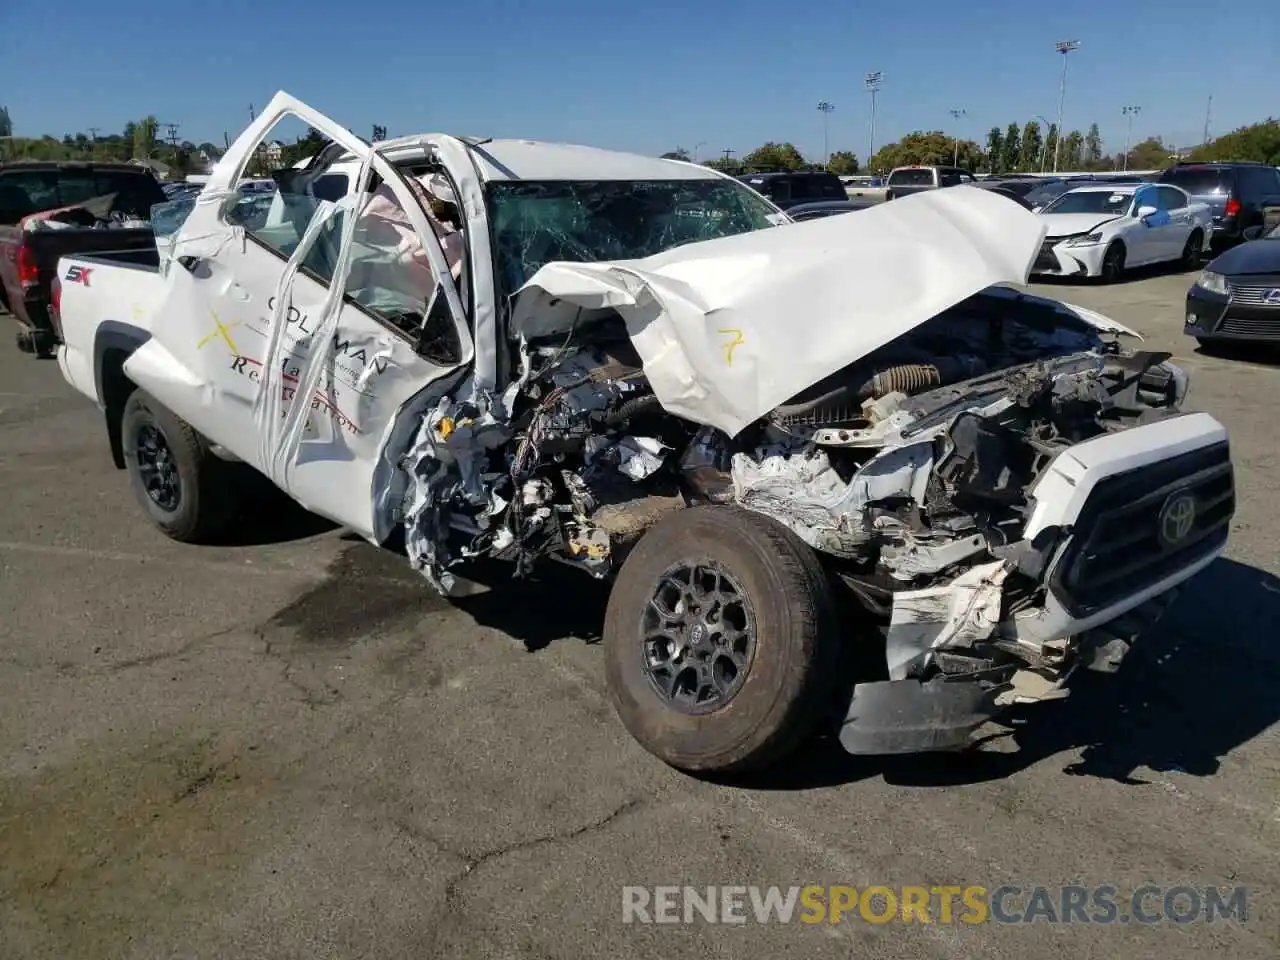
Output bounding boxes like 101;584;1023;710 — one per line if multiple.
93;321;151;468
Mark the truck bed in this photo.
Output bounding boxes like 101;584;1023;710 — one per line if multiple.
2;226;158;355
55;250;167;405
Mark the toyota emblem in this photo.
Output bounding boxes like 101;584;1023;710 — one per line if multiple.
1157;491;1197;548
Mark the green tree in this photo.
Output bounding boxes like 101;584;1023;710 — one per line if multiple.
1001;123;1021;174
1044;123;1060;169
826;150;859;175
1062;130;1084;169
741;141;806;171
1084;123;1105;168
1018;121;1042;172
1189;119;1280;165
985;127;1003;173
133;116;158;159
703;156;740;173
279;127;329;168
0;105;11;137
869;131;982;171
1128;137;1173;169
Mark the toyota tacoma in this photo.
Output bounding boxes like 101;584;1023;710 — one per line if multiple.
52;93;1235;774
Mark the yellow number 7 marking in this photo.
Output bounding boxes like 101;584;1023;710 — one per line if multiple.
718;328;746;366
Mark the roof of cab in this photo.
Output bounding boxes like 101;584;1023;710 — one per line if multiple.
373;135;720;182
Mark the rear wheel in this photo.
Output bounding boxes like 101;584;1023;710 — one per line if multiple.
1099;242;1126;283
1182;230;1204;270
603;505;840;774
121;390;238;543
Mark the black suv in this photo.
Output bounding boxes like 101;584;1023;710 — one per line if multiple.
1157;162;1280;247
736;171;847;210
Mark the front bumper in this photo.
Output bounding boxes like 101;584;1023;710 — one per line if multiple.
1185;283;1280;343
838;412;1234;755
1029;237;1106;277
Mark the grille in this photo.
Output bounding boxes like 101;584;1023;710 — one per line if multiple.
1228;283;1280;306
1217;313;1280;339
1050;440;1234;617
1035;240;1060;271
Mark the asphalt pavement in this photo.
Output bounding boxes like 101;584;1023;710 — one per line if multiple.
2;263;1279;959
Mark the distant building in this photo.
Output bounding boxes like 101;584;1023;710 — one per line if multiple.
263;141;285;165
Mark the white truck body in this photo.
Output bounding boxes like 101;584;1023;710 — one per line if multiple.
52;92;1235;767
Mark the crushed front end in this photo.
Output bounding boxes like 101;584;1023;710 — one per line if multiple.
719;299;1236;754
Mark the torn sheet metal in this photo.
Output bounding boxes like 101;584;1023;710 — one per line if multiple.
729;440;935;557
884;559;1010;680
402;394;511;594
615;436;669;480
510;186;1053;437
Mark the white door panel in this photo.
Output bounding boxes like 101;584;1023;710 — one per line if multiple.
132;91;470;540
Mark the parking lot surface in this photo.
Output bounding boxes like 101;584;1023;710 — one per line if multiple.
2;264;1279;959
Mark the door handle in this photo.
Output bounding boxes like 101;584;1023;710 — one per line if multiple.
177;255;204;273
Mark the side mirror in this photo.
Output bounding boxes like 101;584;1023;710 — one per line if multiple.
1242;225;1265;242
1136;204;1158;220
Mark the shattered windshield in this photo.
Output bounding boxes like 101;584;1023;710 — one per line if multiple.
486;179;778;296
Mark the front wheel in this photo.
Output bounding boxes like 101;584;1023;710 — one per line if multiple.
121;390;238;543
1099;242;1126;283
603;505;840;774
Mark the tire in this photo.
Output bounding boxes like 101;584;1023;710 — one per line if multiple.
1099;242;1126;283
120;390;237;543
1182;230;1204;270
603;505;840;774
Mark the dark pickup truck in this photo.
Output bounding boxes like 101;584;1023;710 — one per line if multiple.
0;161;165;357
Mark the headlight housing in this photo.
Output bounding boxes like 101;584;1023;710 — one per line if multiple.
1197;270;1230;295
1065;231;1104;246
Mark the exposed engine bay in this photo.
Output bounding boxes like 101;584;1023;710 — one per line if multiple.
402;288;1187;602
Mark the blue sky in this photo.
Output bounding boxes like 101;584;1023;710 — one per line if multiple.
3;0;1277;162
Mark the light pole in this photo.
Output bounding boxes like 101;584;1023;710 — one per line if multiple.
816;101;835;168
1121;105;1140;171
948;108;967;166
865;72;882;171
693;141;706;162
1052;39;1080;173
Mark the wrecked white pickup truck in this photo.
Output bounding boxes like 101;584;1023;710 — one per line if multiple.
53;92;1235;773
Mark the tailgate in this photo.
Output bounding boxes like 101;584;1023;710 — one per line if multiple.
30;227;156;290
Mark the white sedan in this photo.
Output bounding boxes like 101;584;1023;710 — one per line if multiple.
1031;183;1213;282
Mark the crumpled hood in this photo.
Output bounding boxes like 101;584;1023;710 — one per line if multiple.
1038;211;1127;238
511;185;1113;437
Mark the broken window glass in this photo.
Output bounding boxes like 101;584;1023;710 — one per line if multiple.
485;179;778;296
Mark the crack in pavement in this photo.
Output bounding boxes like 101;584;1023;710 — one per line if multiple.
254;627;346;710
413;796;648;952
0;627;240;678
